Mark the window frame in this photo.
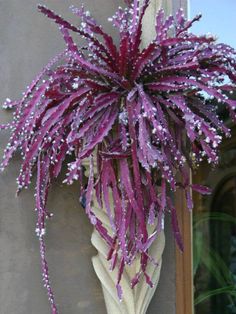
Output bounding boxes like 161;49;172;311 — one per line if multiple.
175;179;194;314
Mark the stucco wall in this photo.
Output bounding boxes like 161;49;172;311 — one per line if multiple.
0;1;176;313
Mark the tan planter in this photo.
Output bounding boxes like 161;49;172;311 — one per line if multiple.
84;1;176;313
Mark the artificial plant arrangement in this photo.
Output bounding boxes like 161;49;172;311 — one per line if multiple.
1;0;236;313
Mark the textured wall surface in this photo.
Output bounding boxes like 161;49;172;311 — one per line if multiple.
0;1;176;313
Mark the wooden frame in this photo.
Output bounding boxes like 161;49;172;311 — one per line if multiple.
175;187;194;314
176;189;194;314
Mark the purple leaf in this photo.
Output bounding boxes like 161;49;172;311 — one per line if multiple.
191;184;212;195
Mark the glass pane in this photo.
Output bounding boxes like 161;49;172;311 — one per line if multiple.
194;175;236;314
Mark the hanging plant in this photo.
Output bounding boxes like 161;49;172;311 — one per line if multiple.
1;0;236;313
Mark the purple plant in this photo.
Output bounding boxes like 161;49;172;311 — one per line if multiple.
1;1;236;312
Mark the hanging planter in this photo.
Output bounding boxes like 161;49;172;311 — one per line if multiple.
1;0;236;313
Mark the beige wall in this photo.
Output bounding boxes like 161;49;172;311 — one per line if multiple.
0;1;176;313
